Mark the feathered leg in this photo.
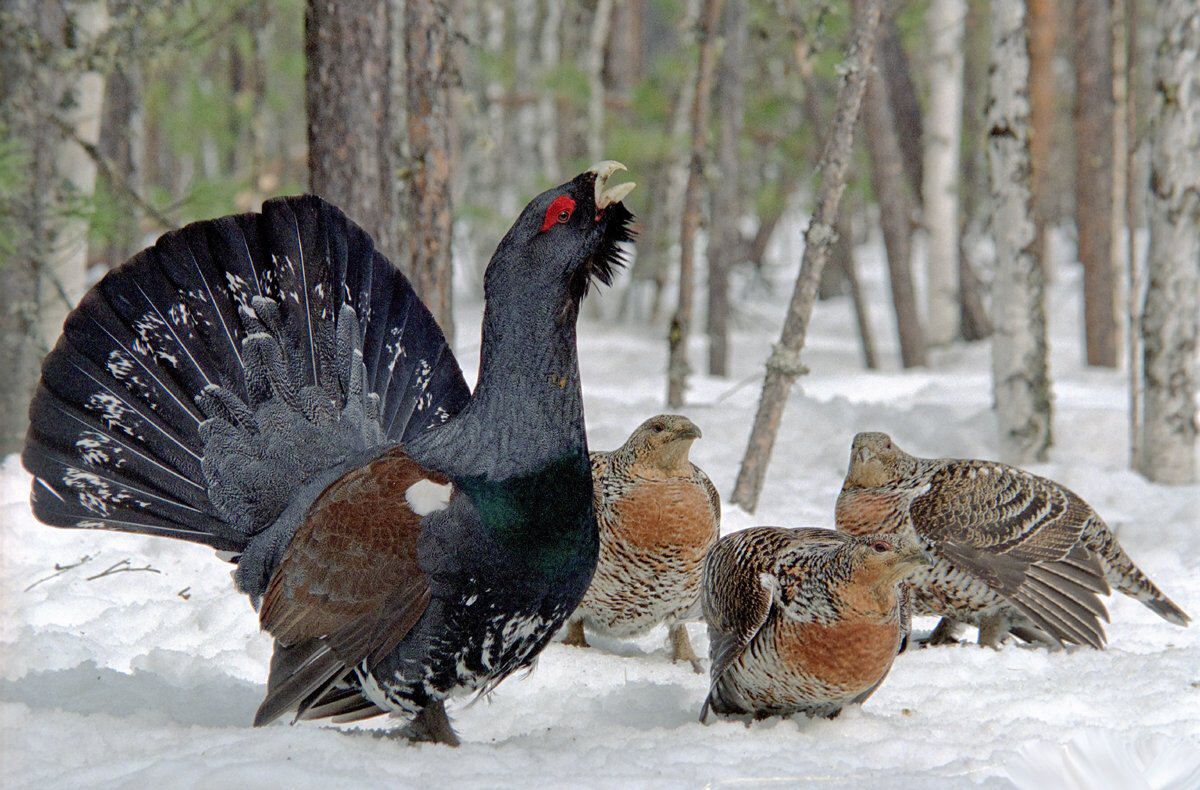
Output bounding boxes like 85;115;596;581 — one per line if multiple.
563;618;589;647
397;701;460;747
919;617;964;647
669;624;703;673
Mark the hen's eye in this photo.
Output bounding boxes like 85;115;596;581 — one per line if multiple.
651;425;664;433
872;541;890;553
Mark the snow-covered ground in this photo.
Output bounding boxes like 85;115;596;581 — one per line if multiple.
3;236;1198;789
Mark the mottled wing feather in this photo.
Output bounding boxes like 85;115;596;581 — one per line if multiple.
700;529;789;721
913;463;1109;647
255;446;441;723
697;466;722;531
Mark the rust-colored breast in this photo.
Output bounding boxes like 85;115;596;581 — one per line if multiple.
610;477;717;552
836;489;905;536
774;617;900;692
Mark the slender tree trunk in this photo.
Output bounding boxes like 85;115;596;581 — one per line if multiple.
667;0;724;408
1074;0;1119;367
988;0;1053;464
839;210;878;370
537;0;562;182
306;0;404;268
586;0;614;163
405;0;456;343
0;0;61;454
46;0;107;344
707;0;745;377
731;0;884;511
1125;0;1142;468
878;15;922;203
1028;0;1056;275
860;1;926;369
1137;0;1198;484
922;0;965;346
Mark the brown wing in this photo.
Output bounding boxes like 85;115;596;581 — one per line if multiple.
695;465;722;535
912;462;1110;648
699;528;790;721
253;446;444;725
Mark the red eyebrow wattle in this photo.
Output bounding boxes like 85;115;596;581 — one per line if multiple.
540;195;576;232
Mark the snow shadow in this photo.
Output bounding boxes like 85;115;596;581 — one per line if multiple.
0;661;260;727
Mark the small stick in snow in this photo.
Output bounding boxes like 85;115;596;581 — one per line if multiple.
177;586;191;600
85;558;162;581
24;553;98;592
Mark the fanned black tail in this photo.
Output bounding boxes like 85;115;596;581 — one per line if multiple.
23;196;469;573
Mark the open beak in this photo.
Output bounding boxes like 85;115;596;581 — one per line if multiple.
589;160;636;209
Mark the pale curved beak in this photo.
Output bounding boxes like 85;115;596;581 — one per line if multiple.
588;160;636;209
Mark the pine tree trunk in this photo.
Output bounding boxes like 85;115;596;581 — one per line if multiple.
731;0;884;511
666;0;724;408
922;0;965;347
707;0;745;377
1137;0;1198;484
1124;0;1142;469
306;0;404;268
1074;0;1119;368
860;2;926;369
1028;0;1056;275
405;0;457;344
0;0;59;454
988;0;1053;464
878;16;922;203
537;0;563;182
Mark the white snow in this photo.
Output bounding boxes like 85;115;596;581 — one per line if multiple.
3;239;1198;789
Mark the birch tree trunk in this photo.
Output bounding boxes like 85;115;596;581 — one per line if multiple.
405;0;457;344
731;0;883;511
1124;0;1143;468
922;0;965;346
1137;0;1199;484
1074;0;1119;368
860;5;926;369
537;0;562;182
586;0;614;164
306;0;404;268
988;0;1053;464
46;0;107;344
707;0;745;377
666;0;724;408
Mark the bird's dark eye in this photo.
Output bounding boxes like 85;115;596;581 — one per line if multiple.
872;541;890;553
651;424;664;433
540;195;576;232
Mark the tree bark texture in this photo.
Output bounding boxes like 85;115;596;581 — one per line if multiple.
1074;0;1119;367
730;0;883;511
405;0;457;344
1027;0;1056;275
0;0;60;454
878;15;922;203
861;3;926;369
988;0;1053;464
306;0;405;273
922;0;965;347
1137;0;1199;484
1124;0;1142;468
586;0;614;164
707;0;745;377
666;0;724;408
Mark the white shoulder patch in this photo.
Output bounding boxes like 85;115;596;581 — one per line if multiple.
406;478;453;516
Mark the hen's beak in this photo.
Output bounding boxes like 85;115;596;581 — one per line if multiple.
588;160;636;209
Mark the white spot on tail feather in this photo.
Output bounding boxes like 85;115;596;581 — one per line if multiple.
405;479;452;516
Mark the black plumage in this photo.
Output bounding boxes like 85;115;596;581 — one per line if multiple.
23;162;636;744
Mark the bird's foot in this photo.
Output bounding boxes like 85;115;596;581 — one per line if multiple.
917;617;964;648
395;701;460;747
977;614;1014;649
669;624;704;673
563;619;590;648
